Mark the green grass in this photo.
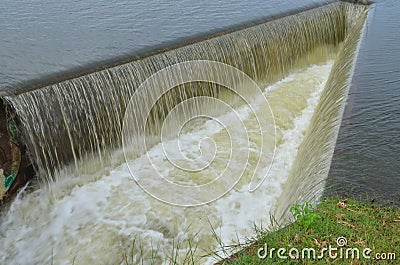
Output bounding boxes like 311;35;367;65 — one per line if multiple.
216;198;400;264
120;231;203;265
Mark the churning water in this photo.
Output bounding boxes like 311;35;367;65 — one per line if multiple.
0;60;333;264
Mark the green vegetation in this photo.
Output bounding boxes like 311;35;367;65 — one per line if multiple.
120;232;202;265
290;201;322;230
217;198;400;264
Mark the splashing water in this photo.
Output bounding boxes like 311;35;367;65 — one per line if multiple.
1;61;334;264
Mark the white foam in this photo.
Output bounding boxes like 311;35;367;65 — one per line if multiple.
0;61;333;265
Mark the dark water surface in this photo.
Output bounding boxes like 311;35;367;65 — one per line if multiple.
0;0;325;92
327;0;400;205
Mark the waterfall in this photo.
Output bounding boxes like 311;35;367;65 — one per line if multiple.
5;2;350;183
274;2;370;221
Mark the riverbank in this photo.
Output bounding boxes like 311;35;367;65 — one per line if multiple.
216;198;400;264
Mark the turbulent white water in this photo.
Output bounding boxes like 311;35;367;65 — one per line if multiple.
0;61;333;264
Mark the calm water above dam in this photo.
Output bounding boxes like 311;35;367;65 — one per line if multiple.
0;0;326;92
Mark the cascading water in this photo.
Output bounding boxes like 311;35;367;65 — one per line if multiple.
0;2;369;264
274;4;370;221
4;3;347;181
